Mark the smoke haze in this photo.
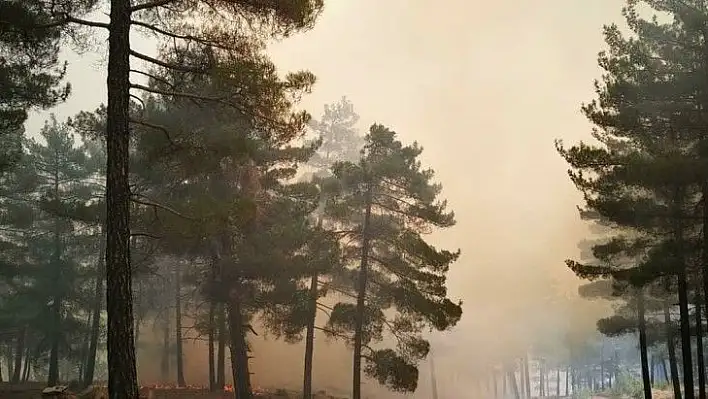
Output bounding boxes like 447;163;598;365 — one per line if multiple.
25;0;629;397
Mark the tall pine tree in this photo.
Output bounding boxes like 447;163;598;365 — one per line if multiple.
323;124;462;397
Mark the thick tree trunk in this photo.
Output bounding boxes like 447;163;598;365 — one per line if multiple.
666;297;684;399
175;262;185;387
302;272;318;399
84;227;105;387
105;0;138;397
638;289;652;399
352;185;373;399
217;304;226;389
208;300;215;391
11;327;24;383
227;298;252;399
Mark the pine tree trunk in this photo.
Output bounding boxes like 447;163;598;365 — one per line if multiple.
105;0;138;397
302;272;318;399
700;181;708;399
666;297;683;399
538;360;546;398
674;186;696;399
6;347;13;383
492;370;497;398
651;355;655;387
519;359;525;398
523;353;531;398
638;288;652;399
48;177;62;387
161;313;170;382
11;327;24;383
556;367;560;398
22;347;30;382
698;289;706;399
352;184;373;399
208;300;215;392
84;226;106;387
680;268;696;399
507;366;520;399
566;366;570;396
175;262;185;387
503;369;508;397
227;298;252;399
217;304;226;389
663;355;670;384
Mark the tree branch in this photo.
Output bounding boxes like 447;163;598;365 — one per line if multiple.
130;50;206;74
130;232;162;239
131;0;178;12
130;19;233;50
130;193;193;220
35;14;109;29
129;118;177;147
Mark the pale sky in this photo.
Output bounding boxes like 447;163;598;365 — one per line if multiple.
26;1;626;397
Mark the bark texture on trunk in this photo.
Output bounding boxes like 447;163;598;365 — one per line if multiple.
352;185;373;399
105;0;138;397
228;298;252;399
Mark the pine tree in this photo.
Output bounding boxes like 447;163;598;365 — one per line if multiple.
34;2;325;395
555;2;708;398
0;115;104;384
297;96;363;399
0;0;71;162
323;124;462;397
127;44;322;398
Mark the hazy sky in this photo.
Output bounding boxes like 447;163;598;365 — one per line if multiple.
26;0;629;396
